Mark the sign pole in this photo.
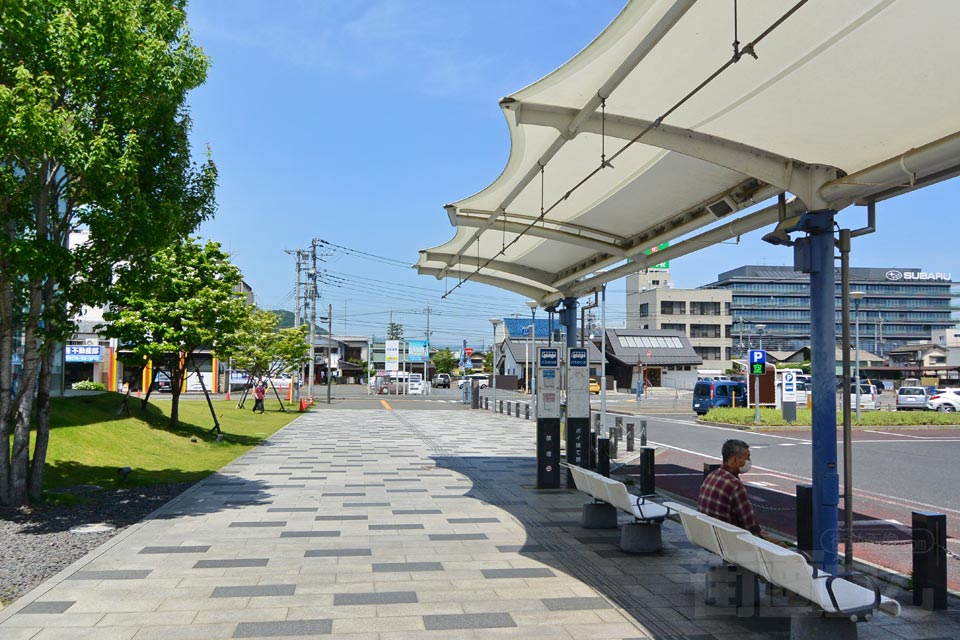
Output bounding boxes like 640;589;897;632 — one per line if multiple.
750;349;766;424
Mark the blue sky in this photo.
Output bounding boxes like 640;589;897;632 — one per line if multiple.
185;1;959;349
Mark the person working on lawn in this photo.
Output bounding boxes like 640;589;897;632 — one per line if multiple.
698;439;767;538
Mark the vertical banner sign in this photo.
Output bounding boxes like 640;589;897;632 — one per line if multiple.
385;340;400;371
535;347;561;489
566;347;590;488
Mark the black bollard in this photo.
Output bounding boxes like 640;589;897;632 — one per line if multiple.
912;511;947;610
589;431;598;470
626;421;635;451
640;419;648;447
499;399;503;414
638;446;655;495
796;484;814;557
525;404;530;420
598;437;611;477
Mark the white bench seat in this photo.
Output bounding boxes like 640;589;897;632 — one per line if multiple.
565;464;669;523
665;500;902;620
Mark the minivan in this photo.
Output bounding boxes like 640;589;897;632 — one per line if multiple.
693;380;748;416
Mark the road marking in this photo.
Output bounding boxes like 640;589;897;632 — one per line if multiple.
379;400;392;410
646;416;811;443
863;429;950;440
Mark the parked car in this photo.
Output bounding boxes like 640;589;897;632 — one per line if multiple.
152;371;172;393
927;389;960;412
457;373;489;389
850;383;880;411
589;378;601;394
895;386;929;411
433;373;451;388
693;380;747;416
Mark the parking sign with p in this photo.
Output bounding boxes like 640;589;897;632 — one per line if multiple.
749;349;766;375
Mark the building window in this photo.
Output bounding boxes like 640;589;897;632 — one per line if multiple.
694;346;722;361
661;301;686;315
690;301;721;316
638;303;649;318
690;324;721;338
662;323;685;332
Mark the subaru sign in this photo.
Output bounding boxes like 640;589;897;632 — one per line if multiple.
885;269;951;281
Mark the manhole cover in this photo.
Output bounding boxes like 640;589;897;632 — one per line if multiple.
70;523;116;534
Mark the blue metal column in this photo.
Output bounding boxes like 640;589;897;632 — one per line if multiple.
561;297;578;348
795;209;839;573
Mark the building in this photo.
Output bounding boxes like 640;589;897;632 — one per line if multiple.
702;265;957;355
600;328;702;390
626;285;732;371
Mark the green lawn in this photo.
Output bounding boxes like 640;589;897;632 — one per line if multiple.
24;392;300;492
704;407;960;428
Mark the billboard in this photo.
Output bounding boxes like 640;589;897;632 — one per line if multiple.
64;345;103;363
385;340;400;371
408;340;429;363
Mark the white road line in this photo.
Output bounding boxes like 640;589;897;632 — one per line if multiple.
864;429;928;439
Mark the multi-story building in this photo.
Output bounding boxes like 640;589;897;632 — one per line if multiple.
702;265;957;355
626;270;732;371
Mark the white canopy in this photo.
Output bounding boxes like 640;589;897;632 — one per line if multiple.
417;0;960;304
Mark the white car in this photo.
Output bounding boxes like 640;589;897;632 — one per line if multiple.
457;374;489;389
927;389;960;412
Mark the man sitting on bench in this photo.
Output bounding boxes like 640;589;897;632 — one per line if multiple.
698;439;779;543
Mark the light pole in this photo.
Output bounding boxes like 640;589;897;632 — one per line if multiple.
852;292;865;421
756;323;766;351
526;301;538;399
600;282;608;437
488;318;500;412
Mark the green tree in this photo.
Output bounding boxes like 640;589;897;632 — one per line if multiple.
102;239;246;428
432;348;456;374
387;322;403;340
0;0;215;505
483;350;493;373
229;308;310;395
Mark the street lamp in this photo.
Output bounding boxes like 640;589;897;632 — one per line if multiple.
525;301;538;397
488;318;500;412
852;292;865;421
756;323;766;351
600;282;608;437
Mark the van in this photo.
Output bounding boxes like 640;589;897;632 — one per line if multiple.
851;383;880;410
693;380;748;416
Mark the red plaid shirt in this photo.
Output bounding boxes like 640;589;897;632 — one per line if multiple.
697;465;761;535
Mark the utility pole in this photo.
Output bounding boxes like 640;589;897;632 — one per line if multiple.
327;303;332;405
307;240;318;400
425;305;431;394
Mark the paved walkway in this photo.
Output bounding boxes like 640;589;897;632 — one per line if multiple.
1;404;957;639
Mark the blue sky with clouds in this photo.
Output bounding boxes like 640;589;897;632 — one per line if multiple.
185;1;959;349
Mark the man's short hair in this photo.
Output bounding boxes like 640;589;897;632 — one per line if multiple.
722;439;749;463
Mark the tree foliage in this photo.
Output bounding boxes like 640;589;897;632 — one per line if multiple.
387;322;403;340
432;348;456;374
229;308;310;385
101;239;246;428
0;0;215;505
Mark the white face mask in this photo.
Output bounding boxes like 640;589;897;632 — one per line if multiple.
740;459;752;474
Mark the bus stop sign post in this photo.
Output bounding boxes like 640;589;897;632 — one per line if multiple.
750;349;765;424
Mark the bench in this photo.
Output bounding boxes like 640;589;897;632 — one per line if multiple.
564;463;670;552
663;500;900;636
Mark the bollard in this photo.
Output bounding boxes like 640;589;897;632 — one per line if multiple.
598;438;611;477
614;415;623;433
640;419;648;447
609;426;619;459
484;397;488;410
525;404;530;420
499;399;503;414
796;484;814;557
703;462;721;479
912;511;947;610
638;447;656;495
471;381;480;409
626;421;635;451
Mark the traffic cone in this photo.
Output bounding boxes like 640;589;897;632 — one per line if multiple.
299;397;308;412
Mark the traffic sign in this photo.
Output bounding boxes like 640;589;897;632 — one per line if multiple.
783;371;797;402
464;347;474;357
749;349;766;375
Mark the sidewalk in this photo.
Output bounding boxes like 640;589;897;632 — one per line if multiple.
1;403;957;639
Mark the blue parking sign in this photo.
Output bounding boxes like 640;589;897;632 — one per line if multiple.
749;349;766;375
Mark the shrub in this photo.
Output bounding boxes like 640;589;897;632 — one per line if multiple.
71;380;106;391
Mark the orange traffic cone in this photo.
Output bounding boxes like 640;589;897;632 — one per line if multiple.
299;397;308;412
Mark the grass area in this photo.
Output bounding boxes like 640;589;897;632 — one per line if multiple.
26;392;299;493
704;407;960;427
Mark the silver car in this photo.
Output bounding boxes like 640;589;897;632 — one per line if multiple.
896;386;929;411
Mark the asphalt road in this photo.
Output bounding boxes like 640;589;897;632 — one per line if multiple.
632;412;960;519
